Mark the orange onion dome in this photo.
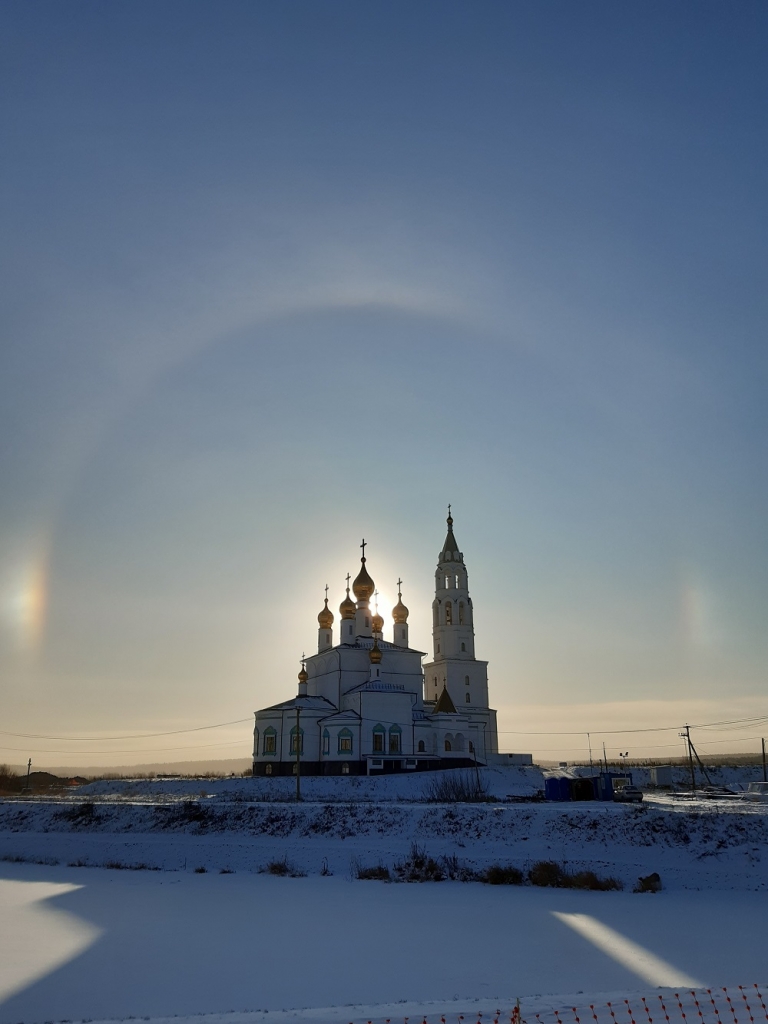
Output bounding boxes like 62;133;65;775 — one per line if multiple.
353;557;375;601
392;595;409;624
339;586;356;620
317;598;334;629
369;638;382;664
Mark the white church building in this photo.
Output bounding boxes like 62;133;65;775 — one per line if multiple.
252;513;500;776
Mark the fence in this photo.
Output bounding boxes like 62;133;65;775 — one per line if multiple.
334;986;768;1024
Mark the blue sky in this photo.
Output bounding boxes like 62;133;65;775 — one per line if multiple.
1;1;767;766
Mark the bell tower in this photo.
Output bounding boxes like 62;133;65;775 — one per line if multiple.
422;509;490;714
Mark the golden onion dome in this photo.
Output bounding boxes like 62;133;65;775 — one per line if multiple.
339;585;356;620
298;663;308;685
392;595;409;624
317;597;334;629
369;638;382;664
353;556;375;601
371;610;384;633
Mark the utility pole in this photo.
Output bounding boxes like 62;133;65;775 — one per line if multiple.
295;705;301;802
587;732;593;776
681;725;695;793
762;738;766;783
602;742;608;772
26;758;31;781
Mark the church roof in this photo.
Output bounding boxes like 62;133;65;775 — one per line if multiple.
439;511;462;564
260;695;336;713
319;710;361;724
336;636;427;656
433;685;458;714
346;680;408;694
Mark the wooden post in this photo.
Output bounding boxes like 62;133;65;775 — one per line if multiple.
295;704;301;802
685;724;695;792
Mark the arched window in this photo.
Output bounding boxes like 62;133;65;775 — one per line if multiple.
445;574;451;589
417;740;425;753
461;642;465;651
338;728;353;754
372;724;385;753
459;602;465;624
444;740;452;752
469;741;474;754
465;692;470;703
455;574;459;588
454;733;466;752
289;726;304;755
341;762;350;774
322;729;330;755
465;675;470;685
389;725;402;753
263;727;277;755
445;601;452;625
265;763;272;775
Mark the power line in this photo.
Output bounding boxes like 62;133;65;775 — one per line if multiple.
0;739;248;755
0;718;253;742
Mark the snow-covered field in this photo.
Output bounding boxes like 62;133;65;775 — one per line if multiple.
1;767;767;1024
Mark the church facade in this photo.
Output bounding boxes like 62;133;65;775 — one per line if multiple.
252;513;499;776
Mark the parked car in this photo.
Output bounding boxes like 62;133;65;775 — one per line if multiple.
613;786;643;803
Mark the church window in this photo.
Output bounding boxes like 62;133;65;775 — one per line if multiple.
289;726;304;755
418;740;425;752
265;764;273;775
459;602;465;624
444;739;452;752
445;574;451;589
341;763;350;774
263;728;277;755
365;617;369;627
469;741;474;754
372;725;385;753
454;733;465;751
338;728;353;754
455;574;459;588
445;601;452;624
322;730;330;755
465;675;470;685
388;725;401;753
437;643;440;653
465;692;470;703
461;642;466;652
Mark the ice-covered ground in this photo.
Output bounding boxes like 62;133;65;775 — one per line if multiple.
1;862;767;1024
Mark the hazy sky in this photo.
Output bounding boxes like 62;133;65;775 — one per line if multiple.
2;1;767;767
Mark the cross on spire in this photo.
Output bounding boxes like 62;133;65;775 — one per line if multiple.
397;577;403;598
448;503;451;517
360;538;366;559
373;588;379;611
324;583;329;602
345;572;351;591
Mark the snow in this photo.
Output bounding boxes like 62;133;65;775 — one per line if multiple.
2;766;768;1024
1;863;767;1024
